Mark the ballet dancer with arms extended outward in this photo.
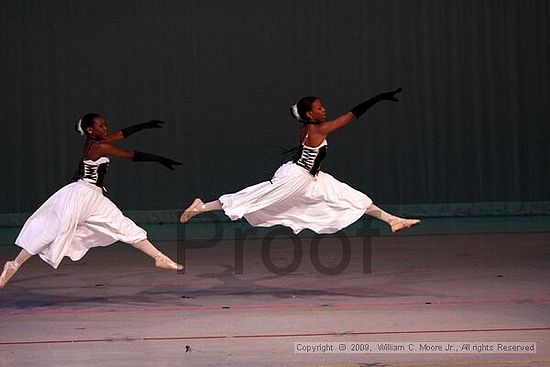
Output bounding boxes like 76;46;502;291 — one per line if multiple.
180;88;420;235
0;113;183;288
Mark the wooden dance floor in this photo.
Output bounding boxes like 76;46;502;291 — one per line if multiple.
1;218;549;366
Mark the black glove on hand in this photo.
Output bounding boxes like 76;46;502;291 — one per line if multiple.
350;88;402;119
377;88;402;102
121;120;165;138
132;151;182;170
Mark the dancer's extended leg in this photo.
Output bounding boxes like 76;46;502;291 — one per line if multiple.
366;204;420;233
0;249;32;288
180;198;222;223
131;239;183;270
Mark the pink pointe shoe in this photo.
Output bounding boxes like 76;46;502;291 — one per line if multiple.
154;255;184;271
0;261;19;288
391;219;421;233
179;198;204;224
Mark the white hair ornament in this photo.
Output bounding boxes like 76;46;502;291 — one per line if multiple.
76;118;84;135
290;104;303;122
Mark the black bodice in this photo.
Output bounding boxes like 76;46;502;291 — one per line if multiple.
293;140;328;176
76;157;110;189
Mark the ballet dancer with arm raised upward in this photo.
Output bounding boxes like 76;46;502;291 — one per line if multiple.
180;88;420;235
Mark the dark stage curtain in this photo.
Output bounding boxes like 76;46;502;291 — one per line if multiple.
1;0;549;215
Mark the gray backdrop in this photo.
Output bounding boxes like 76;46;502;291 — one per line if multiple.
1;0;549;214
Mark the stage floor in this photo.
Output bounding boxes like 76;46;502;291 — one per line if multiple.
1;229;549;366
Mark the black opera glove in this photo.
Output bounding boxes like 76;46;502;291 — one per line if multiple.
121;120;165;138
350;88;402;119
132;151;182;170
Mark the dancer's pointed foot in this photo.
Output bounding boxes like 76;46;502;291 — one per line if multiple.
154;255;184;271
391;219;421;233
179;198;204;223
0;261;19;288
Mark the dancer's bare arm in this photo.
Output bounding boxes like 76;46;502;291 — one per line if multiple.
97;143;134;159
316;112;357;135
312;88;403;140
101;131;125;143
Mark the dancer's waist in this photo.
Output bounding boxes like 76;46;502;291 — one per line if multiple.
77;179;107;194
294;161;321;176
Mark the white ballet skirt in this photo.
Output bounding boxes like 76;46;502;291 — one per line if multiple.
219;141;372;234
15;157;147;269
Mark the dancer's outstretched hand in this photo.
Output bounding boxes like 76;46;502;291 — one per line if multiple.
378;88;403;102
133;151;181;170
159;157;182;170
121;120;165;138
141;120;165;129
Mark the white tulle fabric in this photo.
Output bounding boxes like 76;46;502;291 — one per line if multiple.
16;175;147;269
219;161;372;234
